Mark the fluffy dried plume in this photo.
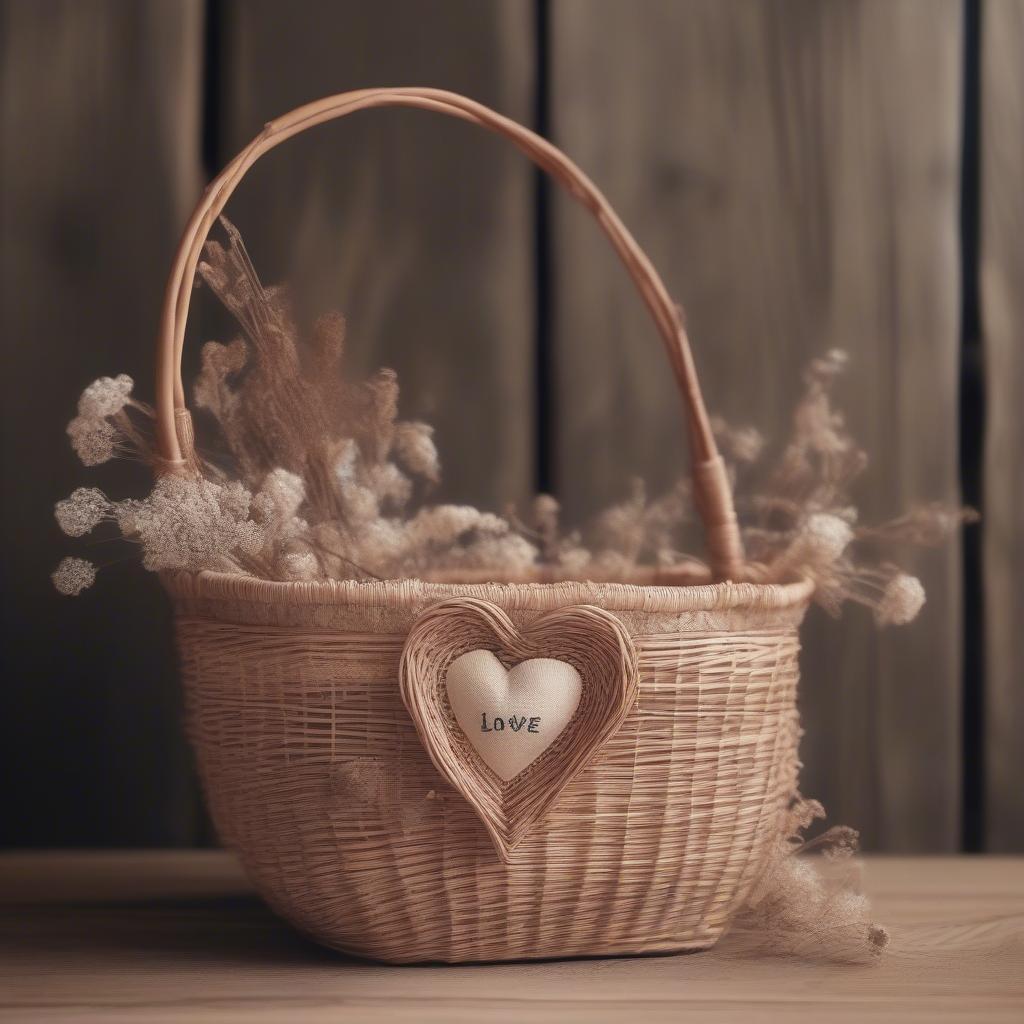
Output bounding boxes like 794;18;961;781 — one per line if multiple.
52;556;97;596
729;795;889;963
278;550;320;582
55;487;112;537
66;415;118;466
78;374;134;418
874;572;926;627
66;374;157;467
115;476;265;574
392;421;441;484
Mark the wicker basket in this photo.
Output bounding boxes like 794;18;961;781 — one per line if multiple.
156;88;813;963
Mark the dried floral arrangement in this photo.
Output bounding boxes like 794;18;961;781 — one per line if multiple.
53;220;971;962
729;795;891;962
55;220;969;627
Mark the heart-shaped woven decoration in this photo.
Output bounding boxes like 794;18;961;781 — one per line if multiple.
400;597;639;862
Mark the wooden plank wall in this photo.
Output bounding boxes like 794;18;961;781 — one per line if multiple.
3;0;1017;852
0;0;536;846
0;0;205;844
550;0;964;850
209;0;536;513
981;0;1024;853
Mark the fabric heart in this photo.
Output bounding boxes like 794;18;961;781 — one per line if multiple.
400;597;638;862
446;651;582;782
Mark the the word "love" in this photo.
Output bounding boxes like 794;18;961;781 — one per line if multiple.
480;713;541;734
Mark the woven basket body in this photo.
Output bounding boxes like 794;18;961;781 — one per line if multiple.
152;88;817;963
170;572;811;963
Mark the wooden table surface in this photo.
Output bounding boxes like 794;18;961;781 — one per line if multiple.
2;852;1021;1023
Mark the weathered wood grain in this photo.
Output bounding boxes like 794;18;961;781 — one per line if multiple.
2;0;1004;857
1;851;1022;1022
210;0;536;512
549;0;964;850
0;0;205;845
981;0;1024;852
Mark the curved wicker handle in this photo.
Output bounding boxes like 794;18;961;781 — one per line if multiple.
156;87;744;579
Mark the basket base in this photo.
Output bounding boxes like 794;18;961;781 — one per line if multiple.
312;935;720;966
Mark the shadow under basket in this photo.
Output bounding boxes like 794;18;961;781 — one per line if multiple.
168;570;812;963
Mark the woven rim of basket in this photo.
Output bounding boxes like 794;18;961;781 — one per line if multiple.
163;569;814;613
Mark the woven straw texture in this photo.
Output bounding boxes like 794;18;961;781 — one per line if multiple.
400;598;640;861
170;571;810;963
156;88;816;963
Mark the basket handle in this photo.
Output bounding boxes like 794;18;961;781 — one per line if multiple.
155;87;744;580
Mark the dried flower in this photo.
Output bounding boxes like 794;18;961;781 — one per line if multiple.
78;374;134;418
530;494;562;562
67;415;117;466
341;484;380;527
533;494;560;529
712;415;764;464
555;544;591;574
52;556;97;596
591;480;648;561
194;339;247;421
55;487;111;537
731;794;889;963
402;505;508;553
781;512;854;570
859;503;979;547
874;573;926;626
64;374;157;468
440;531;538;573
257;468;305;523
116;475;263;573
216;480;254;522
362;369;400;463
803;513;854;562
584;478;693;569
278;550;319;581
364;463;412;510
393;421;440;484
333;438;359;486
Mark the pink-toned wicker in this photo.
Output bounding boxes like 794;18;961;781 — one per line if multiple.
157;88;814;963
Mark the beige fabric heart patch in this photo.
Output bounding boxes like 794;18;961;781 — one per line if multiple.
400;597;639;862
446;651;582;782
